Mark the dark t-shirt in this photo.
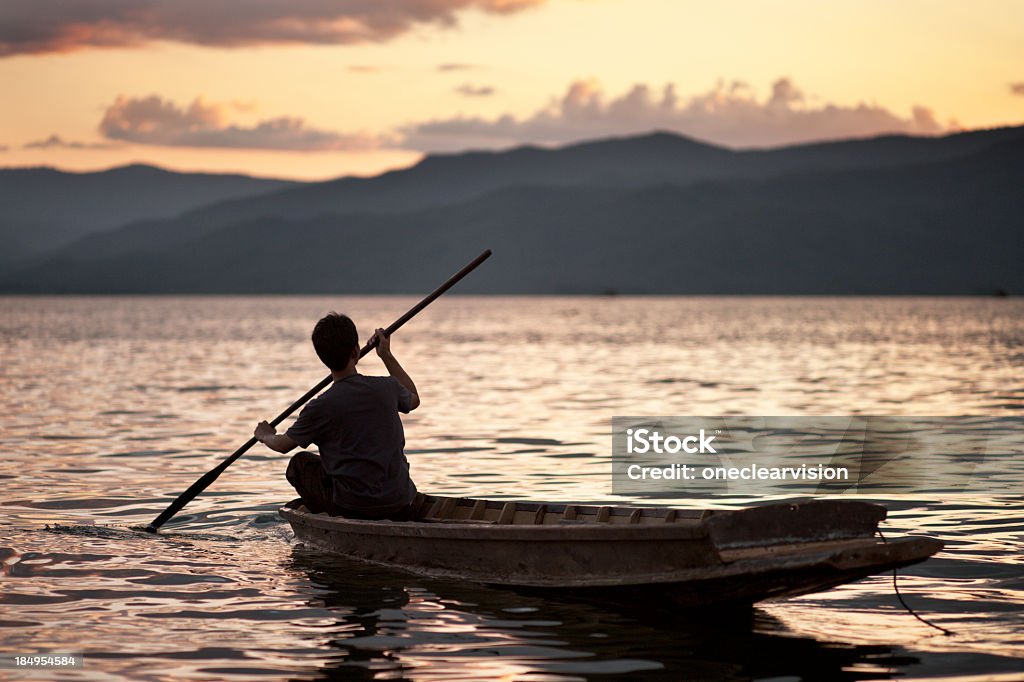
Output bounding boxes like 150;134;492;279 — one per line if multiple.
285;373;417;514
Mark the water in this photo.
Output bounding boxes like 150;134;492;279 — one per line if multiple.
1;296;1022;681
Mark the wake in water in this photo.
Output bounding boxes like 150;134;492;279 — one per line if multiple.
41;517;289;543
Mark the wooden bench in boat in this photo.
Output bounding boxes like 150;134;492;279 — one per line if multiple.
411;494;707;526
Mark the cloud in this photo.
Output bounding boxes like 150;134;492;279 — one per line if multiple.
401;77;952;151
455;83;495;97
1011;82;1024;96
0;0;545;57
438;63;476;72
98;95;382;151
347;65;384;74
23;134;119;150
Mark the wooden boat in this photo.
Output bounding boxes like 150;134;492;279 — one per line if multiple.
279;494;942;608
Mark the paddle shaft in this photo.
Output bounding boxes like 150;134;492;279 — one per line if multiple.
145;249;492;532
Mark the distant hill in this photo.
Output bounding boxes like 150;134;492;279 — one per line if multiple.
3;126;1023;294
0;164;297;269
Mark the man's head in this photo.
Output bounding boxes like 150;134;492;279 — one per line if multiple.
312;312;359;371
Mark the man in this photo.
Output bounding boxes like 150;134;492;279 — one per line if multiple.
254;312;420;520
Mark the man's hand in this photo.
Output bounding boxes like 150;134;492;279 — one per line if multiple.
254;420;276;442
371;328;420;411
372;328;392;358
254;420;297;453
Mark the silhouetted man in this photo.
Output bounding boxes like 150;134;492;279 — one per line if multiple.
254;313;420;520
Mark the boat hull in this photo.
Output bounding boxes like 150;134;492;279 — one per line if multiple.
279;496;942;606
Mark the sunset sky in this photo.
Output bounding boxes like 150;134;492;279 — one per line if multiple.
1;0;1022;180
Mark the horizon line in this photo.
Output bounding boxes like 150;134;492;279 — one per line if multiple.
3;122;1021;184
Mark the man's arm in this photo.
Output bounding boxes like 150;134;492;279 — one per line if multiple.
254;420;298;453
373;328;421;410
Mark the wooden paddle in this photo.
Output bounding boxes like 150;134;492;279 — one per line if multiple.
145;249;492;532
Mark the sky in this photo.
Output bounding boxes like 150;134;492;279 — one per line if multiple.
1;0;1022;180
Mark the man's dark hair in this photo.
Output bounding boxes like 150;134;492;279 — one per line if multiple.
312;312;359;371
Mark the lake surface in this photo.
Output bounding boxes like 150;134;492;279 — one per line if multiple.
1;296;1022;681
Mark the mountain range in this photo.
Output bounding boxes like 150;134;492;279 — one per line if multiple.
2;126;1022;294
0;165;296;270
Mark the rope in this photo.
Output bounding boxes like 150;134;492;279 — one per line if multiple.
877;527;953;636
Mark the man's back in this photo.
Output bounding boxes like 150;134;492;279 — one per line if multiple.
255;315;421;519
285;373;417;515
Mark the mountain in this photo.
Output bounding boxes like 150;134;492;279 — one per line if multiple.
6;130;1022;294
0;164;297;269
21;125;1023;269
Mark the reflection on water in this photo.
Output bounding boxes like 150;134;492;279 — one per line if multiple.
284;549;927;681
1;296;1022;680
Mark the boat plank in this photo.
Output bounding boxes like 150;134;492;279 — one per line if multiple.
469;499;487;520
497;502;517;525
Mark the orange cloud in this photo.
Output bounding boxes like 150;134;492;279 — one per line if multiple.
23;134;119;150
455;84;496;97
0;1;545;56
98;95;382;151
403;77;953;150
